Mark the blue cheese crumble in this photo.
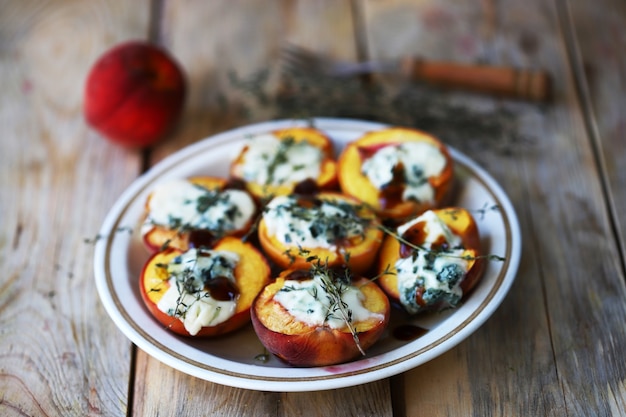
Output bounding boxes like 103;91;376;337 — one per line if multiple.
361;141;446;203
239;133;322;186
157;248;240;335
394;210;469;314
145;179;255;234
273;273;383;328
262;195;367;250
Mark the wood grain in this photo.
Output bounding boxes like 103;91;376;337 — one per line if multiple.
280;381;392;417
552;0;626;413
566;0;626;264
132;348;281;416
0;1;150;416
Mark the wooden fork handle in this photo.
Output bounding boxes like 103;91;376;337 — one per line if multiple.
400;57;551;102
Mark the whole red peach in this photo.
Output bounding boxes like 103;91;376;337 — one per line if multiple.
84;41;186;148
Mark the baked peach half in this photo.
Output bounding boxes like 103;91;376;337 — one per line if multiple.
337;127;454;221
141;176;257;252
140;237;271;337
257;192;383;274
251;265;390;367
229;127;338;199
376;208;485;314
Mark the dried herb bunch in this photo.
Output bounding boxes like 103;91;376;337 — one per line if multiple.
229;67;537;155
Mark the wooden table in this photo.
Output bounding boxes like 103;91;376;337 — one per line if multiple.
2;0;625;415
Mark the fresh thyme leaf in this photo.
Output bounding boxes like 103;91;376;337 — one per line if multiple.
470;203;501;220
254;349;271;363
377;223;504;263
161;249;239;320
283;248;297;264
267;196;372;248
83;234;103;245
266;136;296;185
305;254;366;356
160;238;173;252
84;225;133;245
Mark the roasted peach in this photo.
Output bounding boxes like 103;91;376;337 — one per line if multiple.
337;127;454;222
229;127;338;199
140;237;271;337
141;176;257;252
251;266;390;367
376;208;485;314
257;192;383;274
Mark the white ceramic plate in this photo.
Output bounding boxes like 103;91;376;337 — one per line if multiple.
94;118;520;392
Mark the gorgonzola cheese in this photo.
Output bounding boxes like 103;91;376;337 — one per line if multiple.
394;210;469;314
273;273;383;328
239;133;322;186
263;195;366;250
145;179;255;234
157;248;240;335
361;141;446;203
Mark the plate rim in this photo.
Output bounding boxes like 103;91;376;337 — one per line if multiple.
93;117;521;392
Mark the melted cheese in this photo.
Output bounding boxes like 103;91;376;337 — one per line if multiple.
157;248;240;335
273;274;383;328
361;141;446;203
263;195;365;250
145;180;255;233
394;211;469;314
239;133;322;186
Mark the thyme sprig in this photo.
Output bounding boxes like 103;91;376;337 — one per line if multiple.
308;256;366;356
470;203;501;220
157;251;204;319
155;249;236;322
83;226;133;245
376;222;505;262
269;195;372;256
254;348;271;363
265;136;295;185
276;199;506;265
283;249;394;356
151;182;251;252
169;184;239;235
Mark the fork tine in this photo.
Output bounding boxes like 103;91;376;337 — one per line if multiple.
280;43;383;77
280;43;329;75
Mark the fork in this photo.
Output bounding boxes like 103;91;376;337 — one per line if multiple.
281;44;551;102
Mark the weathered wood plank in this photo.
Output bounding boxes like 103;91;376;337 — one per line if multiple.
132;349;281;417
0;1;151;416
565;0;626;268
134;347;391;417
279;381;392;417
554;0;626;413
